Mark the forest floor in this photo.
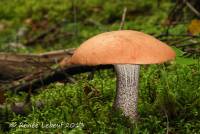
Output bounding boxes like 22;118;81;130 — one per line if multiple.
0;0;200;133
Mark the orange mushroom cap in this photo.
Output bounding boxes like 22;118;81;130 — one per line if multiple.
62;30;175;66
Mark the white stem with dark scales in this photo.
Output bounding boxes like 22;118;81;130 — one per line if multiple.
114;64;140;120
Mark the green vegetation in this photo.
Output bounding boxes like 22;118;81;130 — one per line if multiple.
0;0;200;133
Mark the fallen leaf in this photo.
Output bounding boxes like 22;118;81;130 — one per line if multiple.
188;19;200;35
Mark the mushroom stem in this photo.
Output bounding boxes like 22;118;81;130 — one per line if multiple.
114;64;140;120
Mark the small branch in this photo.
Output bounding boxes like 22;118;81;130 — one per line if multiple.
169;37;193;46
72;0;78;38
24;20;73;46
164;109;169;134
0;48;75;64
156;33;200;38
0;89;6;104
184;0;200;17
84;19;105;31
25;25;56;46
119;7;127;30
174;42;199;47
0;48;75;81
9;65;113;93
184;48;200;54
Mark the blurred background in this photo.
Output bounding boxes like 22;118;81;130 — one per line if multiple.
0;0;200;133
0;0;199;55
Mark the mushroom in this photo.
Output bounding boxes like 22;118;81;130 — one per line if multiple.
60;30;175;120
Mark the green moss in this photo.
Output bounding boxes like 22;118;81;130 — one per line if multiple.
1;0;200;133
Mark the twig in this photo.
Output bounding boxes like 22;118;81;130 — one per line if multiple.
174;42;199;47
156;33;200;38
164;109;169;134
119;7;127;30
184;48;200;54
0;48;75;81
72;0;78;39
164;0;185;36
169;37;193;45
9;65;113;93
184;0;200;17
0;48;75;63
84;19;105;31
25;26;56;46
25;21;73;46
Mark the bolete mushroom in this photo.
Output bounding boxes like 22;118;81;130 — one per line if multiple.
60;30;175;120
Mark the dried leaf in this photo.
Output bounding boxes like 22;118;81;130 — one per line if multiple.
188;19;200;35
